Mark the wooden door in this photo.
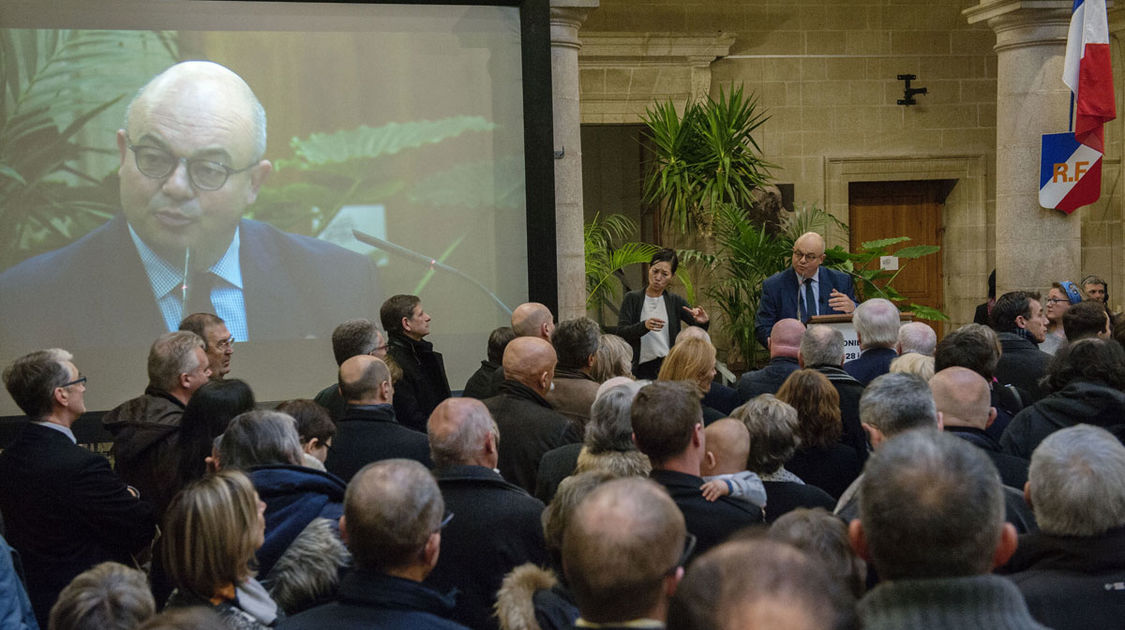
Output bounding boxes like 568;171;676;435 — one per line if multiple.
848;180;945;338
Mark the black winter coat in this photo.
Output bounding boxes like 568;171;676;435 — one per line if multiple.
387;331;452;432
1000;380;1125;459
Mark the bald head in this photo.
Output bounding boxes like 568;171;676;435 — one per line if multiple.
703;418;750;476
794;232;825;252
512;302;554;340
503;337;557;394
126;61;266;161
338;355;391;404
930;367;992;430
768;319;805;358
427;397;499;468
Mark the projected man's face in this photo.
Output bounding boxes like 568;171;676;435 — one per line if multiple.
117;65;272;268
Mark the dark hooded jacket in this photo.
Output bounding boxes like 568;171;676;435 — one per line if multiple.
102;386;185;515
1000;380;1125;459
250;465;349;615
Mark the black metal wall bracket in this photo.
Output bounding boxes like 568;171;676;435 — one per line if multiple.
897;74;927;106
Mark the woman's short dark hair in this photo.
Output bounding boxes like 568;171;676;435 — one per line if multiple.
650;248;679;274
776;370;842;449
1042;338;1125;393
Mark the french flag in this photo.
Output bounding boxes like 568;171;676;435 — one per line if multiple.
1063;0;1116;152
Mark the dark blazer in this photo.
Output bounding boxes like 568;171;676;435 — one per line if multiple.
325;404;432;483
484;381;582;494
615;289;708;368
785;444;863;501
649;469;763;558
0;423;156;626
0;215;382;353
426;466;548;630
736;356;800;403
387;332;452;432
842;347;898;385
281;569;468;630
761;480;836;523
754;267;856;347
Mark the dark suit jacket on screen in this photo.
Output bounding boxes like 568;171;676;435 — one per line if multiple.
0;215;381;353
0;423;156;626
754;267;856;347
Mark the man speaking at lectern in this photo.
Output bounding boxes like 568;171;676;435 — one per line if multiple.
0;61;380;353
754;232;856;348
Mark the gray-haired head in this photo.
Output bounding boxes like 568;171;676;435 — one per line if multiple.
858;431;1005;580
331;319;383;366
218;409;304;470
147;331;205;392
896;322;937;356
586;383;644;454
3;348;74;420
799;325;845;368
1029;424;1125;536
732;394;800;475
859;372;938;438
853;298;900;349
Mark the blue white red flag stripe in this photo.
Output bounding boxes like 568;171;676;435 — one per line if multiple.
1062;0;1115;152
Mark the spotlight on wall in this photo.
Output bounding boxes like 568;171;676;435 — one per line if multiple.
897;74;927;106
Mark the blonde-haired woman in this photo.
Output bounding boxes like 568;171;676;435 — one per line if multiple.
162;470;280;629
657;337;723;424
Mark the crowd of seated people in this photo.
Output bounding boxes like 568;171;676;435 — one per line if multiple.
2;284;1125;630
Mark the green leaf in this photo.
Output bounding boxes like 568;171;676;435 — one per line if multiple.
860;236;910;251
889;244;940;259
291;117;497;165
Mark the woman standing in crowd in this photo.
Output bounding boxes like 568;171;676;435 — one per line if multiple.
775;370;862;500
162;471;280;629
616;249;709;379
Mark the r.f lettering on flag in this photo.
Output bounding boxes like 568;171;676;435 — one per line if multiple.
1063;0;1116;152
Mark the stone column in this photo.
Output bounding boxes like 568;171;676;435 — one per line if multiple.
551;0;598;321
965;1;1079;294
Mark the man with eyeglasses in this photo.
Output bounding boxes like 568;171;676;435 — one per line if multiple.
0;349;156;627
754;231;858;348
179;312;235;380
0;60;380;354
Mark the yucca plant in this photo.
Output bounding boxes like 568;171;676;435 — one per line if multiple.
704;203;791;366
641;86;774;236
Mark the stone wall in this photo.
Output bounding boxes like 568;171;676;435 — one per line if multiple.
578;0;1125;326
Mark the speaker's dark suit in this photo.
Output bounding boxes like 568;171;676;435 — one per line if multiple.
754;267;857;347
0;423;156;626
0;214;381;354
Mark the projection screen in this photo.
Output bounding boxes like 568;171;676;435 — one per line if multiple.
0;0;555;418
